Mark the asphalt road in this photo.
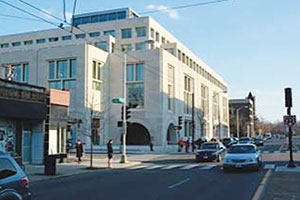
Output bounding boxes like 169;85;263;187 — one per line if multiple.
30;155;266;200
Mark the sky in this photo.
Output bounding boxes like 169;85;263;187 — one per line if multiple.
1;0;300;123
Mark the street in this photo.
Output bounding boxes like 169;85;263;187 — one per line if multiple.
30;156;266;200
28;137;300;200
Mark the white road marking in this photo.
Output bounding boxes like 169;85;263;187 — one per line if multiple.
168;178;190;189
130;165;148;170
264;164;275;169
180;164;199;170
161;165;182;170
145;165;163;170
201;164;218;170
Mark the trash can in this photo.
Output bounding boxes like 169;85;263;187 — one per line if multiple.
44;155;57;175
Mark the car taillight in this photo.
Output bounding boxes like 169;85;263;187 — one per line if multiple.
20;177;29;188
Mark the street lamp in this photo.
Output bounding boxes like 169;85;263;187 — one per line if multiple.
236;106;248;138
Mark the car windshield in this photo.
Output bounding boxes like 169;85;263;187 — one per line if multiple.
0;158;17;179
228;146;256;154
239;138;250;142
201;143;218;150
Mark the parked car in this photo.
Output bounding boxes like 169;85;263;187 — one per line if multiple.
222;138;234;148
253;138;264;146
195;142;226;162
0;151;31;200
238;137;253;144
223;144;262;171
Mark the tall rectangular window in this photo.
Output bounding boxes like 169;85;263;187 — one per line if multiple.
127;63;144;108
57;60;68;78
70;59;77;78
23;64;29;82
49;61;55;79
155;32;160;42
201;84;209;117
93;61;97;79
126;64;134;81
168;65;175;111
121;28;132;39
48;59;76;90
150;28;155;38
135;27;146;37
184;75;194;114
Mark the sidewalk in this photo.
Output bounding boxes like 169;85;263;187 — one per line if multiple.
262;169;300;200
25;153;170;183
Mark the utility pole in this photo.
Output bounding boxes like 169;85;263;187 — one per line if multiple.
285;88;296;168
191;93;195;152
120;53;128;163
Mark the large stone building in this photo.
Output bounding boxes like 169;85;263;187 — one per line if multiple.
229;92;256;138
0;8;229;148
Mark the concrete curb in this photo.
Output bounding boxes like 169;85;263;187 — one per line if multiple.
251;169;272;200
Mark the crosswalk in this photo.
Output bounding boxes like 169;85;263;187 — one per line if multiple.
128;163;219;171
127;163;281;171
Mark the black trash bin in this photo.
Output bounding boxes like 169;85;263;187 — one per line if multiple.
44;155;57;175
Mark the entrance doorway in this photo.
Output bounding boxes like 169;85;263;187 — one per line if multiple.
126;123;150;145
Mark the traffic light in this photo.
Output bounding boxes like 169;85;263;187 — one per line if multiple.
178;116;182;130
126;106;131;120
121;106;131;120
285;88;292;108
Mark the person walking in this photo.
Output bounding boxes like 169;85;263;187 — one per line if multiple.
149;136;154;151
75;139;83;164
107;139;113;168
185;137;190;153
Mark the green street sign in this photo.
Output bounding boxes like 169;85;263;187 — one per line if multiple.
112;98;124;104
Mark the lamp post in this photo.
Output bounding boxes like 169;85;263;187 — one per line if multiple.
120;53;128;163
236;106;248;138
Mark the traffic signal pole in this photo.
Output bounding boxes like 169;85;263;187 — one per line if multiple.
285;88;296;168
120;53;128;163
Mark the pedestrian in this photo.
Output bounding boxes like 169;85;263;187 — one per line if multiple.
75;139;83;164
107;139;113;168
149;136;154;151
178;138;184;152
185;137;190;153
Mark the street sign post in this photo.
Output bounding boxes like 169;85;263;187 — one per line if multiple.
112;98;124;104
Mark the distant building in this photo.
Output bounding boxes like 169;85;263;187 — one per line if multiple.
0;78;69;164
0;8;229;148
229;92;256;138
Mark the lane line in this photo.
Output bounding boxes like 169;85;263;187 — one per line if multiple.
251;169;272;200
145;165;163;170
201;164;218;170
168;178;190;189
180;164;199;170
161;164;182;170
130;165;148;170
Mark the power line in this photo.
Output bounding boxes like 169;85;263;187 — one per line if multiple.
0;0;61;28
16;0;65;23
139;0;228;15
0;13;43;22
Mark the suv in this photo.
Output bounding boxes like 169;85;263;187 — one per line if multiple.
0;151;31;200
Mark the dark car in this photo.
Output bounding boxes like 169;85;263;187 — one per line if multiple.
238;137;253;144
0;151;31;200
195;142;226;162
222;138;234;148
253;138;264;146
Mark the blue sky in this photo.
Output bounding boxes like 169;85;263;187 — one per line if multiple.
1;0;300;122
